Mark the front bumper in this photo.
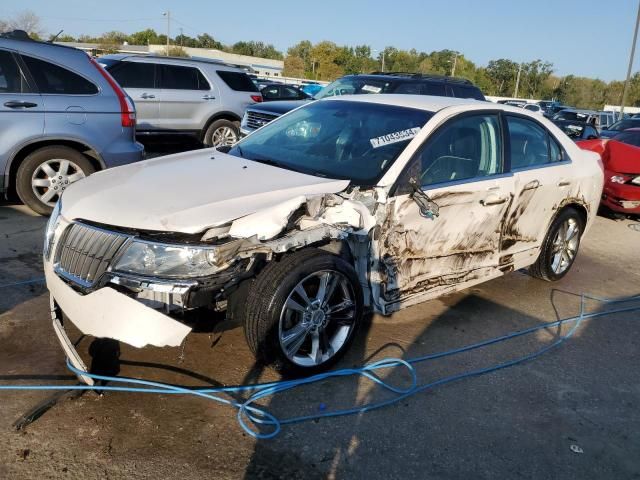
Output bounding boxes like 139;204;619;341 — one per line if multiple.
602;181;640;214
45;260;192;348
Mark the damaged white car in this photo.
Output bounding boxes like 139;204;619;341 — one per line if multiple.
44;95;604;376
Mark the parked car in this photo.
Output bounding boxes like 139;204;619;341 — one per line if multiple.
523;103;544;115
100;54;262;147
45;96;602;377
240;72;486;136
599;118;640;138
261;83;311;101
577;129;640;216
301;83;324;97
553;120;600;141
544;104;573;118
0;31;144;214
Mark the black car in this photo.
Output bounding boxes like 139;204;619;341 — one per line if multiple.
553;120;599;141
260;83;311;101
240;72;485;135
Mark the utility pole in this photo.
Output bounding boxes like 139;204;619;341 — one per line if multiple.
381;51;385;72
513;63;523;98
621;0;640;117
163;11;170;55
451;52;458;77
179;27;183;47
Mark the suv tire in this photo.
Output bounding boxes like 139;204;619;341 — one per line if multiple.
243;248;363;375
529;207;584;281
16;146;95;215
203;119;239;147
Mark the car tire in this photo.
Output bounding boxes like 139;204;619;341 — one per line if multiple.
203;119;239;147
243;248;364;375
529;207;585;281
16;146;95;216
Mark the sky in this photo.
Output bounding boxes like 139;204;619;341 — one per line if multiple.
2;0;639;81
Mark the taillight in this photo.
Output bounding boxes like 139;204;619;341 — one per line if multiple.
89;56;136;128
251;94;263;103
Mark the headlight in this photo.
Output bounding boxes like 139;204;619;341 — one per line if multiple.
610;175;630;184
113;241;221;278
632;176;640;185
43;200;61;260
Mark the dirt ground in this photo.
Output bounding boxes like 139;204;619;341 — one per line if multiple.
1;198;639;480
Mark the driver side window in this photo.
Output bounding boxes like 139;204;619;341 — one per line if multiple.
415;114;503;187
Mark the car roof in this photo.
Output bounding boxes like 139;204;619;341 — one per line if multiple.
355;72;474;85
558;108;598;114
323;94;491;112
620;127;640;132
100;53;246;71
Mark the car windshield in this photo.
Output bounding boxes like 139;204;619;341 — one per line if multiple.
314;77;392;99
555;121;585;138
228;100;432;185
608;119;640;131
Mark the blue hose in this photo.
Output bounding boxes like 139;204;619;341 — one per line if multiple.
1;292;639;439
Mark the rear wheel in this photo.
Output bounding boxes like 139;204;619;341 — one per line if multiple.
529;207;584;281
242;249;363;374
16;146;95;215
203;119;239;147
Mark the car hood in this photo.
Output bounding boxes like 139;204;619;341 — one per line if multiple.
249;99;310;115
61;149;350;234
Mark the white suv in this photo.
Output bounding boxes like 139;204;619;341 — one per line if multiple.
45;95;603;377
100;54;263;147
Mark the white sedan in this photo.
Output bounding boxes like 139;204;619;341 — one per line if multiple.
44;95;604;376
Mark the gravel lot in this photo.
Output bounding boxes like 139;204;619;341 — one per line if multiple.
1;178;639;479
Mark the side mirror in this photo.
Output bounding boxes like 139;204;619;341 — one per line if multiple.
409;178;440;219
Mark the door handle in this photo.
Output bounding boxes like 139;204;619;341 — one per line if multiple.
4;101;37;109
202;95;216;100
140;93;155;99
480;194;507;206
558;180;571;187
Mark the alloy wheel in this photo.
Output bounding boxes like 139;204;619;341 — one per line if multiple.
550;218;580;274
279;270;357;367
211;126;238;147
31;159;86;207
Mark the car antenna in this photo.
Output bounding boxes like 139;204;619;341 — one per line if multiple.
49;30;64;43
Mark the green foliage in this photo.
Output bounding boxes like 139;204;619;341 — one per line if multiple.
231;41;283;60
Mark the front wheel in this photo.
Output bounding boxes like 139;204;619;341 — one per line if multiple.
529;207;584;281
203;119;239;147
242;249;363;374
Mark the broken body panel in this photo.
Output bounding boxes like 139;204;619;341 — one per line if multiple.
45;98;603;356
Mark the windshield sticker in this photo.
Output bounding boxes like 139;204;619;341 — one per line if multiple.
361;84;382;93
370;127;421;148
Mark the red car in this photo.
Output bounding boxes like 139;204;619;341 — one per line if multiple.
577;128;640;216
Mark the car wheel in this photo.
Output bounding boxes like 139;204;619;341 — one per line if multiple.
16;146;95;215
203;119;239;147
243;248;363;374
529;207;584;281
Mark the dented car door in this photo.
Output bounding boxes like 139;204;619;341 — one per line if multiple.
500;115;576;264
374;112;514;313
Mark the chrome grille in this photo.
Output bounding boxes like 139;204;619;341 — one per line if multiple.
54;223;129;287
245;110;279;130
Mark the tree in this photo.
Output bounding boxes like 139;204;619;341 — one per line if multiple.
486;59;519;96
232;41;283;60
129;28;160;46
195;33;223;50
8;10;43;39
283;55;305;78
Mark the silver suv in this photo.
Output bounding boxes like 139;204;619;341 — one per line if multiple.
0;31;144;215
101;55;263;147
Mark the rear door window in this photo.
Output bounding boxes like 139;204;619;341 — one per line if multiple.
422;82;446;97
394;82;422;94
448;84;483;100
109;62;156;89
21;55;98;94
506;116;555;169
262;85;279;100
281;86;302;99
0;49;32;93
216;70;259;92
160;65;210;90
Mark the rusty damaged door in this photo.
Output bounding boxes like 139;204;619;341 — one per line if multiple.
373;112;515;313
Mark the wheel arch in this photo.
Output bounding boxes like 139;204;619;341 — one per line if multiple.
5;139;105;194
200;111;242;141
